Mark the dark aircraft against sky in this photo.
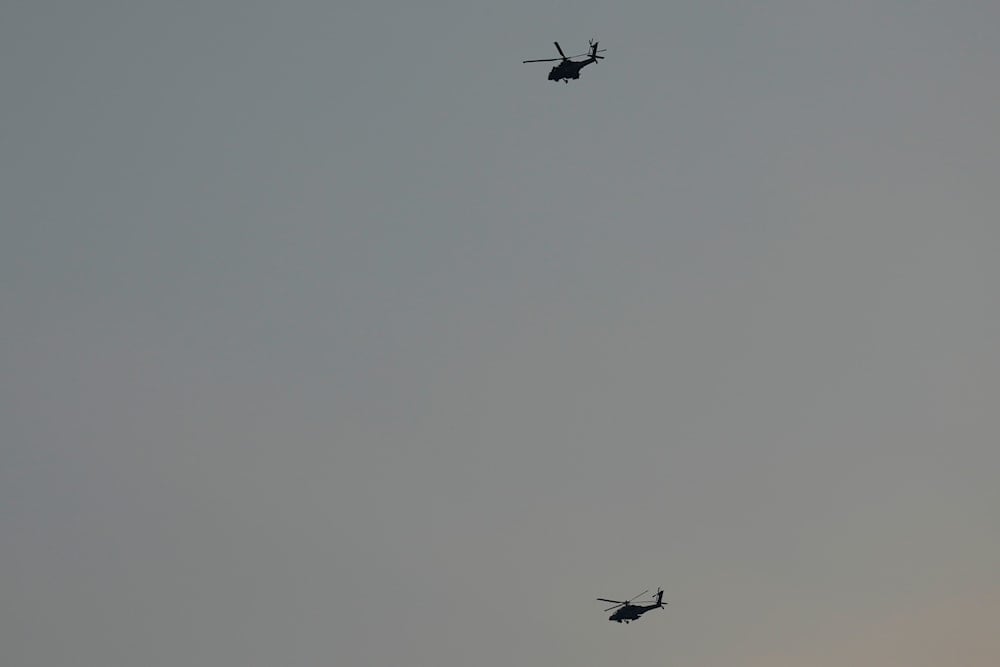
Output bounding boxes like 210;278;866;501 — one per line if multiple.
597;589;667;623
523;39;606;82
526;34;655;631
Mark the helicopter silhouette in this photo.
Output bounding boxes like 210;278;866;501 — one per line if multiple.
597;588;667;623
523;40;606;82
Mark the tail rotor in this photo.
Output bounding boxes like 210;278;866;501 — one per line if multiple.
589;39;606;61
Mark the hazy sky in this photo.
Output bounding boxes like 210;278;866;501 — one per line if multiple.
3;2;999;666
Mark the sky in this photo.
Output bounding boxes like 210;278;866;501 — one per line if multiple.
2;2;999;666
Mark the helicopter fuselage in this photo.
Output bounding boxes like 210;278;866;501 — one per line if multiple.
548;57;597;82
609;603;658;623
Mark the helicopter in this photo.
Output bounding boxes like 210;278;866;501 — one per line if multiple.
522;39;606;82
597;588;667;623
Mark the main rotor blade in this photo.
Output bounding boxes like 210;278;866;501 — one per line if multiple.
554;41;566;58
628;589;649;603
604;603;624;612
567;48;607;59
522;58;562;63
597;598;625;604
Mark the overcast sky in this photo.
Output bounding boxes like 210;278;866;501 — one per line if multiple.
3;2;999;666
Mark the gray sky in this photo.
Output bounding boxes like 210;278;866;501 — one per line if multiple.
3;2;999;666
